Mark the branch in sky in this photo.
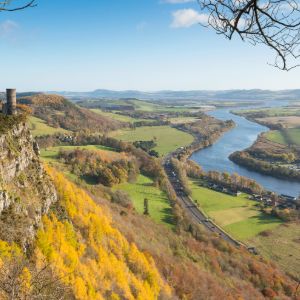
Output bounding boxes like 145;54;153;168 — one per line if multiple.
0;0;36;12
198;0;300;70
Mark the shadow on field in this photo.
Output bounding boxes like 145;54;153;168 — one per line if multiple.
161;207;176;226
249;214;282;224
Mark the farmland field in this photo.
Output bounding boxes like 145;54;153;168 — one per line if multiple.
169;117;199;124
112;126;194;156
265;130;287;145
114;175;174;228
236;106;300;146
129;100;161;112
257;116;300;128
91;109;144;123
91;108;197;124
29;116;70;137
129;100;197;113
249;223;300;278
235;107;300;117
189;180;282;240
266;128;300;146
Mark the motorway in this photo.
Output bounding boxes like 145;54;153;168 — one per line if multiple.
163;156;243;248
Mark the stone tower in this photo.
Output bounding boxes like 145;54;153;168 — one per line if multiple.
6;89;17;115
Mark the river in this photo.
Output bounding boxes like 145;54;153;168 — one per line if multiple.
191;105;300;197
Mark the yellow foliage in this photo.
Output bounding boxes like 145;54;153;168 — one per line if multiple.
0;240;21;259
37;165;171;300
20;267;32;295
0;240;22;274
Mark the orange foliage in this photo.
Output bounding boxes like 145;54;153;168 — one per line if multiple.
20;94;66;105
67;148;130;163
16;104;33;115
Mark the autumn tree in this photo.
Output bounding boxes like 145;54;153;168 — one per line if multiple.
40;167;170;299
0;257;69;300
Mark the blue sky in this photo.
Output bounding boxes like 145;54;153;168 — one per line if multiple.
0;0;299;91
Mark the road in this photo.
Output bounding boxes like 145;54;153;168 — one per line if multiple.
163;155;243;248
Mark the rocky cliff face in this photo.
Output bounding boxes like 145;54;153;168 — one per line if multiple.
0;117;57;250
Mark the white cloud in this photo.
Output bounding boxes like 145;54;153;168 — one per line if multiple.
164;0;196;3
171;9;208;28
0;20;18;37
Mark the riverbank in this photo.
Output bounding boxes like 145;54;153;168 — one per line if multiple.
230;108;300;182
191;108;300;196
231;109;284;130
229;135;300;182
189;179;283;240
171;109;300;278
173;114;235;160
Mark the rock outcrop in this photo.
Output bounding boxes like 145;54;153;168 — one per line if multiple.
0;116;57;250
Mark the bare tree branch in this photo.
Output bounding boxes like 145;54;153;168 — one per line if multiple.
198;0;300;70
0;0;36;12
0;258;71;299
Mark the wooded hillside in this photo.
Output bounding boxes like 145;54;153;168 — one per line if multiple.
18;94;127;133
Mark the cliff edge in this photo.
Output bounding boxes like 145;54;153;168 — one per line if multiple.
0;114;57;250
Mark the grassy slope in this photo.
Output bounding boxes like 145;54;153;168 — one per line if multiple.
130;100;160;112
112;126;194;156
249;223;300;278
266;130;287;144
266;128;300;146
29;116;70;137
40;145;113;162
189;180;282;241
287;128;300;145
40;146;174;228
114;175;174;228
91;109;139;123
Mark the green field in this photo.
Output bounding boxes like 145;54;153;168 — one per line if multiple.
169;117;199;124
112;126;194;156
266;128;300;146
130;100;161;112
29;116;70;137
129;100;196;113
91;109;141;123
91;108;196;125
266;130;287;144
189;180;282;240
114;175;174;228
235;107;300;117
41;145;174;227
249;223;300;278
40;145;113;162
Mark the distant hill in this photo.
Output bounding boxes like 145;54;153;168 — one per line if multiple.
1;92;40;101
49;89;300;102
18;94;126;133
